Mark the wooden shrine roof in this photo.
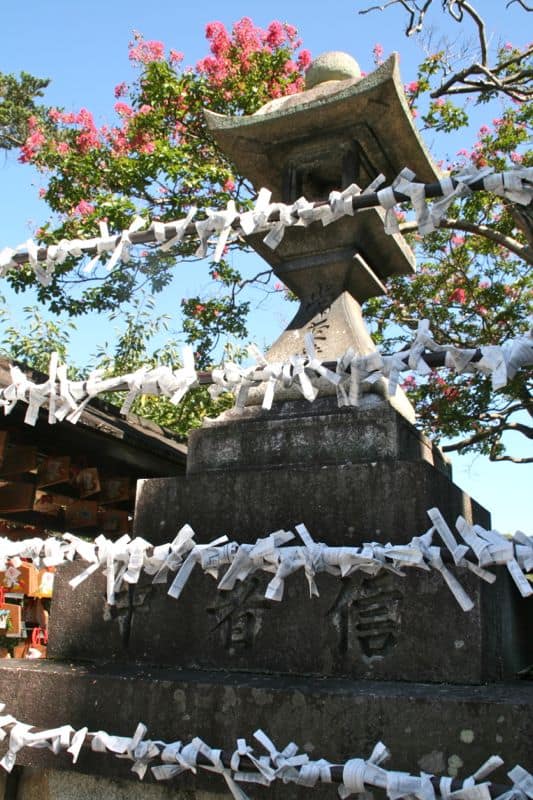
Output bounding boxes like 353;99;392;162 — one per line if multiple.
0;358;187;535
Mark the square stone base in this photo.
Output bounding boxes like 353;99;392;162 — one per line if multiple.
0;662;530;791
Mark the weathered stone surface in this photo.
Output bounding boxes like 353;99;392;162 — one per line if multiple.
0;662;531;787
16;766;207;800
47;561;130;663
305;51;362;89
247;213;415;299
205;53;437;376
205;54;438;201
132;460;488;547
187;398;447;475
47;556;531;684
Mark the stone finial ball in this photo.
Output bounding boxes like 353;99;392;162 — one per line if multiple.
305;51;362;90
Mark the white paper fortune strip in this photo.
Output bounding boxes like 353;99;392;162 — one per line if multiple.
2;166;532;284
0;508;530;611
0;701;528;800
1;325;531;426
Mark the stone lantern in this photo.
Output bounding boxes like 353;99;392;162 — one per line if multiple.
205;52;439;366
1;52;528;800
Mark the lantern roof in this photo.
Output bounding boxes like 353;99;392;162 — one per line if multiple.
205;53;439;200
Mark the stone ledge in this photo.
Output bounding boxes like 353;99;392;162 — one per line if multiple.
133;460;489;547
188;400;449;476
47;562;531;685
0;661;530;786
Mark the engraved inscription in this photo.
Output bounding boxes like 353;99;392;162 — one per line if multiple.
207;578;272;653
302;283;334;355
328;572;403;661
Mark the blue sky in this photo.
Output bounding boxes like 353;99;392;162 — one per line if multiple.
1;1;531;533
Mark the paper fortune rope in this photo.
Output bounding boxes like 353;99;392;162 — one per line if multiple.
1;166;532;282
1;323;531;426
0;507;531;612
0;702;529;800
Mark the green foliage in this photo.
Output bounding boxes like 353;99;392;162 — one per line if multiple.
0;71;50;150
5;15;533;457
4;19;309;431
0;300;77;375
10;21;308;339
367;40;532;461
92;297;233;436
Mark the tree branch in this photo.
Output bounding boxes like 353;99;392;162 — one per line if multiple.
492;47;533;73
456;1;488;65
506;0;533;10
398;218;533;263
431;82;533;101
489;453;533;463
358;0;531;100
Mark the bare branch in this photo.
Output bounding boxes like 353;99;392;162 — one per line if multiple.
455;2;488;65
230;268;272;305
506;0;533;9
399;218;533;264
442;421;533;457
432;83;533;101
431;62;533;102
489;453;533;463
359;0;433;36
359;0;531;99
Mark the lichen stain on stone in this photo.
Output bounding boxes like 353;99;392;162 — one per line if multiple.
291;690;306;708
448;754;464;777
418;750;445;775
172;689;186;714
222;686;237;710
460;729;474;744
251;688;273;706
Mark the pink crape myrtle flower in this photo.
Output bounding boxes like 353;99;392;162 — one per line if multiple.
129;38;165;64
205;21;231;58
285;24;297;40
449;287;467;304
264;21;285;48
72;199;95;217
114;102;134;117
19;116;46;163
139;140;155;154
114;82;128;98
297;50;312;70
169;50;184;64
372;43;384;64
233;17;263;55
401;374;417;390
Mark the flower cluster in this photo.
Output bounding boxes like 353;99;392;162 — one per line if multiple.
19;116;46;163
196;18;308;104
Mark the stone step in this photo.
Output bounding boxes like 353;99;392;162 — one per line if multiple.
47;560;531;684
133;460;489;547
0;661;530;788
